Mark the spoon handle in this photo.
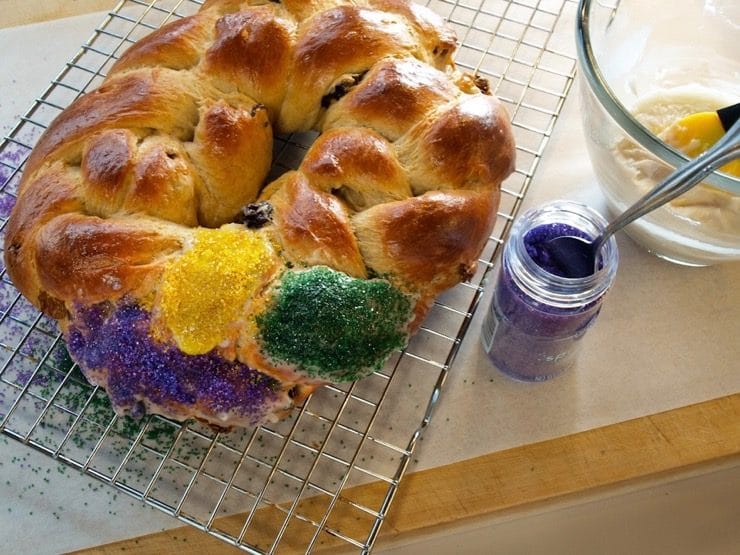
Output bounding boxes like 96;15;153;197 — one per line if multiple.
599;117;740;246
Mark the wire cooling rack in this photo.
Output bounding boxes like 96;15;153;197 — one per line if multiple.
0;0;577;552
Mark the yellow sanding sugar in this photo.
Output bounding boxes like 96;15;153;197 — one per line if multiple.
160;226;276;355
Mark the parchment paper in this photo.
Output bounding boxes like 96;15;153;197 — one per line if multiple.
0;10;737;555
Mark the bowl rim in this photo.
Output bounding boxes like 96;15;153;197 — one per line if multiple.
575;0;740;195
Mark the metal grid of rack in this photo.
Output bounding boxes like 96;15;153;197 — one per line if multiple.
0;0;577;552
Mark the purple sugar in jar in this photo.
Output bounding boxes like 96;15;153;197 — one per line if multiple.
481;201;619;381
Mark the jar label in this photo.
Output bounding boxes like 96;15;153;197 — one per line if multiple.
481;302;498;354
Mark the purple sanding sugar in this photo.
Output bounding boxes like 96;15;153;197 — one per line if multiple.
492;260;600;337
65;302;284;424
524;223;589;278
485;224;603;381
486;272;601;381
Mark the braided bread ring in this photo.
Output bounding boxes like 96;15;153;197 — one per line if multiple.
4;0;515;429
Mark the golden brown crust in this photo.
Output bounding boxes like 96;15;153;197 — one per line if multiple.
265;172;367;278
35;214;184;304
300;127;411;210
128;138;199;225
280;4;423;131
203;6;294;115
352;189;499;288
110;12;216;73
187;99;272;226
237;333;328;386
6;0;516;348
5;166;82;310
80;129;136;212
4;0;516;427
323;58;458;140
368;0;456;65
396;94;516;193
23;69;200;183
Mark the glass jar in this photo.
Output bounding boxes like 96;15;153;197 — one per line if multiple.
481;200;619;381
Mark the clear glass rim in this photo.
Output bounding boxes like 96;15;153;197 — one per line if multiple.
508;200;619;309
575;0;740;195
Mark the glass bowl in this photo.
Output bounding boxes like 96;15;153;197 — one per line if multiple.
576;0;740;266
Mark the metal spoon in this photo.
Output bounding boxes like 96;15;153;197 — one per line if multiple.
545;116;740;278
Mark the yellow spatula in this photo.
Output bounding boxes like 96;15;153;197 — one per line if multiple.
659;102;740;177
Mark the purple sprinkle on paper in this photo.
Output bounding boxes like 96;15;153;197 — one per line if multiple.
0;143;30;188
0;282;17;313
20;331;54;361
0;193;15;218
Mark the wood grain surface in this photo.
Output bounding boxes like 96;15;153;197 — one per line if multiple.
69;393;740;554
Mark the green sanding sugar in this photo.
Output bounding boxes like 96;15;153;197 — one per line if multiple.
256;267;412;382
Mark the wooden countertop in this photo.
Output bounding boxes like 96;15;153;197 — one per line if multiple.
2;2;738;553
70;394;739;554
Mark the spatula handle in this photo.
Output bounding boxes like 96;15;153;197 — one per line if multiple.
718;102;740;132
